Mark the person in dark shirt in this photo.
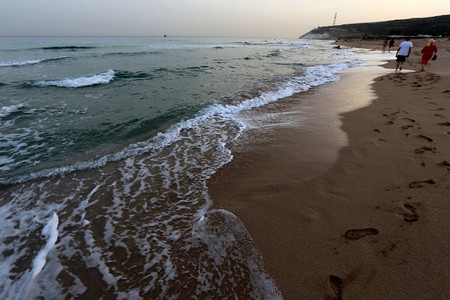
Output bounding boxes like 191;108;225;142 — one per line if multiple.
388;39;394;52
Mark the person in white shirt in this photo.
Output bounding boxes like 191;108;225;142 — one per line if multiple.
395;38;413;73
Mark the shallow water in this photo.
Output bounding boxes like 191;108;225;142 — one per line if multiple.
0;37;390;298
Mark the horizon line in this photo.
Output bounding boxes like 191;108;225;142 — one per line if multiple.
0;34;298;39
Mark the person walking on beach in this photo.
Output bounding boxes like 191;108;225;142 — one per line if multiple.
382;38;388;52
420;39;438;72
395;38;413;73
388;38;394;52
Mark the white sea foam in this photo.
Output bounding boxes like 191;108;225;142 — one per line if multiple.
31;70;115;88
0;39;388;299
0;104;25;118
31;213;59;279
1;60;360;185
0;56;69;67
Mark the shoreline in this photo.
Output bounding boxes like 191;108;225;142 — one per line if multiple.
208;39;450;298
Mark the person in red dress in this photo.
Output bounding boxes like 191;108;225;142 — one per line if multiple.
420;39;438;72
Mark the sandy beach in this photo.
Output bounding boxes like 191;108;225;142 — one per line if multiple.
208;38;450;299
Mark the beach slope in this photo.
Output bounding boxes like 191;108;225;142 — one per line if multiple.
208;39;450;299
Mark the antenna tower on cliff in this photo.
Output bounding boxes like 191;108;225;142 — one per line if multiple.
333;12;337;26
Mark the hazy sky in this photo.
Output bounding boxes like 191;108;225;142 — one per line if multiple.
1;0;449;38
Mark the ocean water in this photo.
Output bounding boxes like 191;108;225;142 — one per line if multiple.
0;36;385;299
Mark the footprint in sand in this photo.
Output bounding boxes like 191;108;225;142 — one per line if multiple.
387;74;406;82
403;203;419;223
327;275;343;300
438;122;450;126
403;117;416;123
414;146;436;154
408;179;435;188
419;73;441;86
381;242;398;257
401;118;420;130
382;109;400;117
439;161;450;171
344;228;379;240
411;73;439;88
401;125;413;130
382;110;401;125
416;134;433;142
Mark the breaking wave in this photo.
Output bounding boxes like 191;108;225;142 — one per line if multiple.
0;104;26;119
24;70;162;88
0;56;70;68
3;60;360;184
28;70;115;88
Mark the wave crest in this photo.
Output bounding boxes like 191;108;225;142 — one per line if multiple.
3;60;361;184
29;70;115;88
0;56;70;68
0;104;25;118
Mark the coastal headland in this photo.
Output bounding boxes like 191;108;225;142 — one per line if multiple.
300;14;450;40
208;38;450;299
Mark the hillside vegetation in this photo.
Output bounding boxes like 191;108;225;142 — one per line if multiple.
301;14;450;40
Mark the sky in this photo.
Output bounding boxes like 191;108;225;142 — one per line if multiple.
1;0;449;38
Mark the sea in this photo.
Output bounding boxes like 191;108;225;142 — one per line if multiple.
0;36;389;299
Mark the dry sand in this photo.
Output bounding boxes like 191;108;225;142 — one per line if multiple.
208;38;450;299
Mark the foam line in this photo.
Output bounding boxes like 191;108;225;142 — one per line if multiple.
1;61;362;185
31;70;115;88
31;213;59;279
0;104;25;118
0;56;69;67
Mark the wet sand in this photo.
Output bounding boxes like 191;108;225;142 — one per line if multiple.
208;39;450;299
